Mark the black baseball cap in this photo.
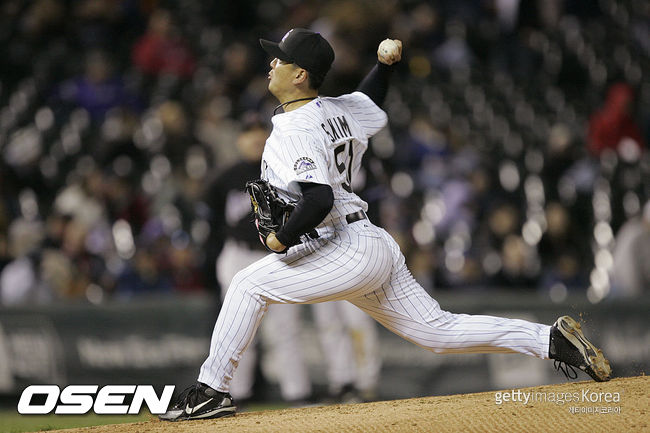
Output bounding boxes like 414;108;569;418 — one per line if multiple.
260;28;335;80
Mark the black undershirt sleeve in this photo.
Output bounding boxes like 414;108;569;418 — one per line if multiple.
275;62;395;246
357;62;393;107
275;182;334;247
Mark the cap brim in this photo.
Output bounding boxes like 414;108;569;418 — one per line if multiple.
259;39;293;63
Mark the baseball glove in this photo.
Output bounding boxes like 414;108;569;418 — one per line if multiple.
245;179;295;253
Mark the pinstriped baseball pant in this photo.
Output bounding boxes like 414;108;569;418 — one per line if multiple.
198;219;551;393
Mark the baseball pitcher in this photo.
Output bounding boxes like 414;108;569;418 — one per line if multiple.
161;29;611;421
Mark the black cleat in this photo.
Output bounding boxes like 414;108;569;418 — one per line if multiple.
549;316;611;382
159;383;236;421
336;384;363;404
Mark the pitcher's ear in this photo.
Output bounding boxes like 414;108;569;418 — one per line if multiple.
294;68;308;85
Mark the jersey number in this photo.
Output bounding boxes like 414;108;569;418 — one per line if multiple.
334;140;354;193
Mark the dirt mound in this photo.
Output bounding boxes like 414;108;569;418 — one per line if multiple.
56;376;648;433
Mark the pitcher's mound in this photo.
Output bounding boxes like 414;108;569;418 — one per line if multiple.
58;375;648;433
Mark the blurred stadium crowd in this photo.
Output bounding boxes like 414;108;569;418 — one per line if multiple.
0;0;648;306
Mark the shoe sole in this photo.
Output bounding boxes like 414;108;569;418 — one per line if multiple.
162;406;236;422
556;316;611;382
192;405;236;420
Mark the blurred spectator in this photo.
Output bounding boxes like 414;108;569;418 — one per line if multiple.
54;166;106;228
498;234;539;288
433;19;473;72
22;0;65;40
537;202;588;290
44;218;104;300
53;50;141;123
42;212;72;250
157;100;194;165
1;0;65;87
220;42;258;102
477;202;540;288
543;123;577;201
73;0;126;49
0;219;46;305
103;170;150;235
132;9;196;79
610;201;650;298
168;237;204;292
115;248;173;297
588;83;645;157
195;92;243;170
0;0;647;302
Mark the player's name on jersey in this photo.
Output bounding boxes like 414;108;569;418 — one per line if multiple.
321;115;352;143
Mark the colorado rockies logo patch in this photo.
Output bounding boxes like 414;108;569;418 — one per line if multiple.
294;157;317;175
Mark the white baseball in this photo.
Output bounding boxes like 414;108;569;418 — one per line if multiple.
379;39;399;56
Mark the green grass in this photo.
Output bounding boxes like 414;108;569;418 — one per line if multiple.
0;410;152;433
0;403;293;432
0;403;288;433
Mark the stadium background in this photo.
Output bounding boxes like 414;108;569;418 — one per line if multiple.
0;0;648;413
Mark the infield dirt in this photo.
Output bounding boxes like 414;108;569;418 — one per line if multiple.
53;375;647;433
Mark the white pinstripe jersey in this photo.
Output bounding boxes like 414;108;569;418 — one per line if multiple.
199;90;556;398
261;91;387;225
